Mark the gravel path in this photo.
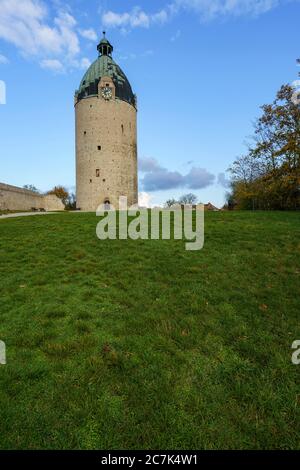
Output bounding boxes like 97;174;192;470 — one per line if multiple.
0;212;61;220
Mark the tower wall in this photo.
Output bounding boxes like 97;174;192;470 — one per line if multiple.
75;93;138;211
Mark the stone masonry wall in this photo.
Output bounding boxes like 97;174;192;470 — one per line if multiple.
0;183;64;212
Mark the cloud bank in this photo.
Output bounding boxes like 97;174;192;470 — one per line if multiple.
102;6;169;30
0;0;93;71
102;0;283;30
139;157;215;191
79;28;97;41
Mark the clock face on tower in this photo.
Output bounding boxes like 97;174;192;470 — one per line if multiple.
102;87;112;100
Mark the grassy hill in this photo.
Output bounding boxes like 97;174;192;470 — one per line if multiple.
0;211;299;449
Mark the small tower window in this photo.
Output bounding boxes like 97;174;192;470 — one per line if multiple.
96;169;100;177
121;124;124;134
98;145;101;150
84;131;86;135
90;179;92;183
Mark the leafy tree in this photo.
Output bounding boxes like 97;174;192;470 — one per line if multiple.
47;186;77;210
228;83;300;210
47;186;69;206
178;193;198;205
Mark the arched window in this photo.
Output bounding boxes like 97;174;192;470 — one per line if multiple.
104;200;110;210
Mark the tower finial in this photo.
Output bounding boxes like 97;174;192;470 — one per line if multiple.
97;32;113;56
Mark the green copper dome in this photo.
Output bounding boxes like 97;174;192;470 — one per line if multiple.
75;33;136;108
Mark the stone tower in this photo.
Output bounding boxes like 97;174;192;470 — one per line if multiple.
75;33;138;211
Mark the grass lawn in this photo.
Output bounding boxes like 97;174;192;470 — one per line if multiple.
0;211;299;450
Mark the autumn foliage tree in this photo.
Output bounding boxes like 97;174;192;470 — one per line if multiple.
228;84;300;210
47;186;77;210
47;186;69;206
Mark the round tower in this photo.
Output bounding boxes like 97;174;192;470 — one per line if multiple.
75;33;138;211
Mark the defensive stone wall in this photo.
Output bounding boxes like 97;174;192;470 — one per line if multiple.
0;183;65;212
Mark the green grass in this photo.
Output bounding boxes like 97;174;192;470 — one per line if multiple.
0;211;299;450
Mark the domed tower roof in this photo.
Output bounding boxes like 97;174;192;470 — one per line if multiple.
75;32;136;108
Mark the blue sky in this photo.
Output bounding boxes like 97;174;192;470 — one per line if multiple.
0;0;299;207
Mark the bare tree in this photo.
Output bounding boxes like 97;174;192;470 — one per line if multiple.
178;194;198;205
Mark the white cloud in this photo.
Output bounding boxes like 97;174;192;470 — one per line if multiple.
118;52;137;61
54;11;80;56
79;28;97;41
0;1;77;56
63;56;91;70
102;6;170;30
151;9;169;24
175;0;280;20
40;58;64;72
139;157;215;191
78;57;91;69
0;53;9;64
117;50;153;62
139;192;153;208
102;8;149;29
102;0;284;30
0;0;93;71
